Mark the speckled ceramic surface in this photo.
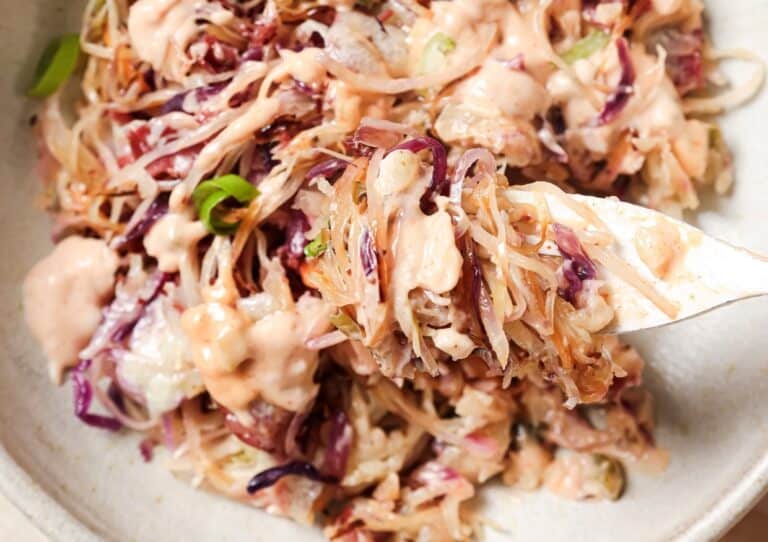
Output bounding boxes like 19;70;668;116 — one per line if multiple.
1;1;767;541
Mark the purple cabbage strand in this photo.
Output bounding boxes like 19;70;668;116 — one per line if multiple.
552;224;597;304
359;229;378;281
246;461;337;494
72;360;122;432
595;38;636;126
115;194;169;252
322;411;353;480
387;136;448;214
306;158;349;181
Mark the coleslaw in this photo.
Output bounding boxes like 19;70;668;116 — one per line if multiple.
22;0;762;540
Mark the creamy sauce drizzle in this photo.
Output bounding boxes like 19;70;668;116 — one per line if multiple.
455;59;549;119
128;0;200;81
23;237;118;382
181;294;331;413
194;97;280;173
144;212;207;273
395;209;463;294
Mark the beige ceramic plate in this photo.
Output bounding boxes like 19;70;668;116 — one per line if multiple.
0;1;767;541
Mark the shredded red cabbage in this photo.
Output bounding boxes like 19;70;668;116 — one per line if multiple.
82;271;172;361
111;272;172;343
161;82;227;115
322;411;353;480
246;144;276;185
346;125;400;155
595;39;635;126
224;401;292;454
553;224;597;304
72;360;122;432
464;236;505;368
228;82;258;108
306;158;349;181
115;194;169;251
241;46;265;62
107;380;126;413
387;136;448;214
246;461;337;494
139;438;156;462
648;28;705;95
450;148;496;206
160;92;187;115
197;35;240;74
307;6;337;25
127;124;152;158
147;143;204;179
276;210;310;272
359;229;378;281
245;20;278;49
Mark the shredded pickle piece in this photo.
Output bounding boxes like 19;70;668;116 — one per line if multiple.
561;31;610;65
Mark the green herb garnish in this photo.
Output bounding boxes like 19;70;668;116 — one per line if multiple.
419;32;457;75
304;236;328;259
28;34;81;98
191;174;259;235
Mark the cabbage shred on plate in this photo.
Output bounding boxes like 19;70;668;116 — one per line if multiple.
21;0;755;540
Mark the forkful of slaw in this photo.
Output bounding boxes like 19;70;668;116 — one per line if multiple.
504;184;768;334
302;132;768;381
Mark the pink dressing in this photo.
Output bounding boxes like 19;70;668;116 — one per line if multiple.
23;237;118;382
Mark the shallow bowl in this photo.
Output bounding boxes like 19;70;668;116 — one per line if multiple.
1;1;767;540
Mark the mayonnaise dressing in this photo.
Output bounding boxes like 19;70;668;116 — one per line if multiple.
182;294;331;414
432;327;476;359
128;0;199;82
498;5;553;80
194;96;280;172
429;0;507;38
181;302;250;374
143;212;207;273
377;152;463;299
454;59;550;119
23;237;118;382
395;208;463;294
273;48;328;87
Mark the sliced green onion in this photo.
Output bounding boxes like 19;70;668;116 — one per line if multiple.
28;34;81;98
198;190;239;235
561;31;610;65
419;32;456;75
192;174;259;209
304;236;328;259
192;174;259;235
330;312;362;340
